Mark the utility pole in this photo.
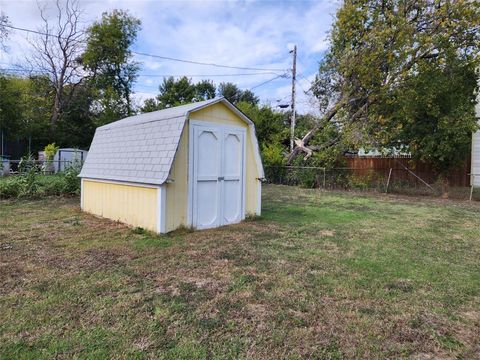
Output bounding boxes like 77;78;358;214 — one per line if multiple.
290;45;297;152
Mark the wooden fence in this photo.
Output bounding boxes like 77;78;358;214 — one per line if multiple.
344;156;470;187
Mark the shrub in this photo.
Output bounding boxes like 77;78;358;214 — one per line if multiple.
40;175;66;196
44;143;59;161
18;154;38;174
262;143;286;167
18;167;40;198
0;177;20;198
0;166;81;199
298;168;318;188
62;165;81;194
43;143;59;174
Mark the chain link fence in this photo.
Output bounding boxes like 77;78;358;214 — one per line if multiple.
264;166;479;200
1;158;82;176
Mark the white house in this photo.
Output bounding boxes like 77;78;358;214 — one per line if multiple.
471;85;480;186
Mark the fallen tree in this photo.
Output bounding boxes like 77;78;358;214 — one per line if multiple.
288;0;480;181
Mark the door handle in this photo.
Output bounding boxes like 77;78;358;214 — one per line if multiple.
218;176;224;181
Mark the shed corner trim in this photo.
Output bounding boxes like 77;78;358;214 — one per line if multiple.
157;185;167;234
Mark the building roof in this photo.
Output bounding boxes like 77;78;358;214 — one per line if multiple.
79;97;264;185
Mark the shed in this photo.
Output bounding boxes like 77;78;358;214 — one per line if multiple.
79;97;264;233
53;148;88;172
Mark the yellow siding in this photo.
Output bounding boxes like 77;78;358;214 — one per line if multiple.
165;102;260;227
82;180;158;232
165;125;189;232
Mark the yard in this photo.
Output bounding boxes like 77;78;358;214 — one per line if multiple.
1;185;479;359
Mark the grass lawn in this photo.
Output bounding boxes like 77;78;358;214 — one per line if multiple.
1;185;479;359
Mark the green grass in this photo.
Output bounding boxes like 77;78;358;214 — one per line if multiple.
1;185;480;359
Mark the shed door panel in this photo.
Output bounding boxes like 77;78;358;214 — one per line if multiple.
191;122;245;229
193;127;221;229
222;131;244;224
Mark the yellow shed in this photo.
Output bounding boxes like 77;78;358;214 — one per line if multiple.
79;97;264;233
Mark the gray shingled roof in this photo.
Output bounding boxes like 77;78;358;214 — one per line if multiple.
79;98;264;185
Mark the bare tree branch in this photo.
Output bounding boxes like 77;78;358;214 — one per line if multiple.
28;0;85;126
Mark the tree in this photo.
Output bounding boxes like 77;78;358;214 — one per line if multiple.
0;11;9;51
0;75;23;140
237;101;288;165
55;83;96;148
238;90;259;106
82;9;141;124
140;77;216;112
0;75;52;155
19;75;53;147
218;82;259;106
28;0;85;126
194;79;216;101
384;53;478;178
294;113;345;168
140;98;159;113
237;101;287;149
156;76;196;108
292;0;480;177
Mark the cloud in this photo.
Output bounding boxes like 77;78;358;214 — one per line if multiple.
1;0;339;114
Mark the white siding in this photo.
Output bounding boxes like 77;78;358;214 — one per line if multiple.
471;89;480;186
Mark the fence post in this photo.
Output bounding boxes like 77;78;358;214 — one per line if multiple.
323;168;326;188
470;175;475;202
385;168;392;193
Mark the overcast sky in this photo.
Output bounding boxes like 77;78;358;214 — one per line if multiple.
0;0;339;114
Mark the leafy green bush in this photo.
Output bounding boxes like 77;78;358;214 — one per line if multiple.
18;154;38;174
39;175;67;196
0;177;20;198
261;143;286;167
62;165;81;194
44;143;59;161
0;166;81;199
18;167;40;198
298;169;318;188
43;143;59;174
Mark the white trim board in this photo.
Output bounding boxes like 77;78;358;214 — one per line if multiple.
256;179;262;216
80;178;84;210
157;185;167;233
81;177;160;189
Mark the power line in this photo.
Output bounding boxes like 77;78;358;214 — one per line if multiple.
137;72;280;77
249;74;288;91
1;67;42;72
0;67;46;75
297;72;311;82
0;67;283;80
295;78;310;95
4;24;289;73
297;72;314;85
133;51;288;72
3;24;52;38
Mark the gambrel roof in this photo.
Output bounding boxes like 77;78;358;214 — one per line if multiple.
79;97;264;185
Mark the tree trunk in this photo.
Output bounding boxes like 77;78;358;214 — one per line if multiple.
440;176;450;199
286;97;368;164
51;90;62;126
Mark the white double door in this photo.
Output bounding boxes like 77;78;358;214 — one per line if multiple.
190;121;246;229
